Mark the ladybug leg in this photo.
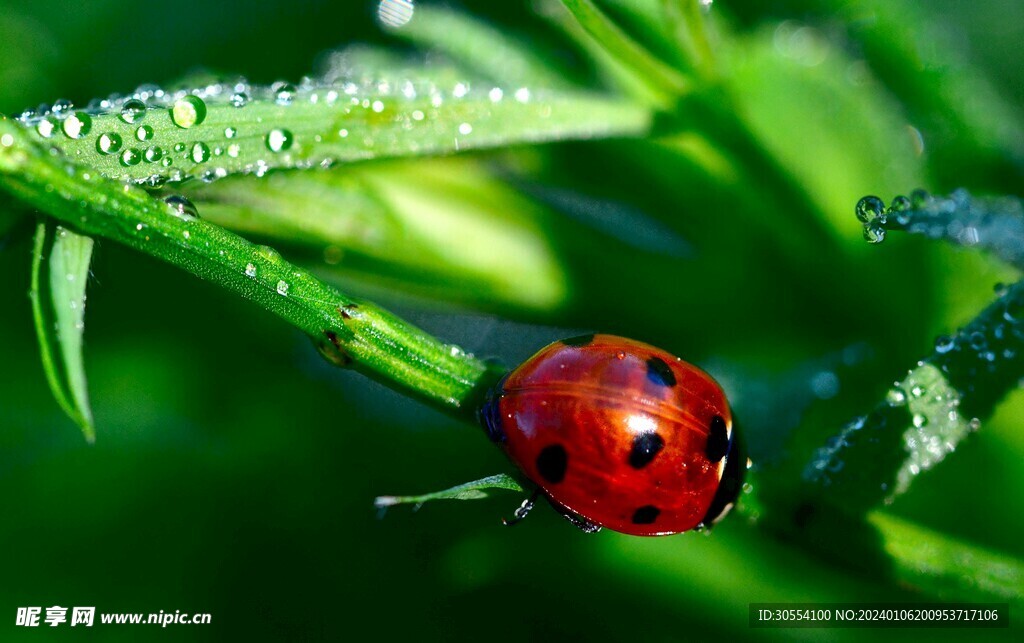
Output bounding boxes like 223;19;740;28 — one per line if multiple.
502;488;541;527
554;507;602;534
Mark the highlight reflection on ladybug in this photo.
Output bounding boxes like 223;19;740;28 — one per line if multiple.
482;334;743;536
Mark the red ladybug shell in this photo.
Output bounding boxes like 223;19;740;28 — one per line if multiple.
485;334;740;536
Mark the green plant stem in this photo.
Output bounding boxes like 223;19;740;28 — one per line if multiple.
0;118;500;418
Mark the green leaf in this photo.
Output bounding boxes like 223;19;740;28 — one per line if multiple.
871;512;1024;601
558;0;690;104
374;474;524;509
804;280;1024;511
30;220;95;441
18;72;650;185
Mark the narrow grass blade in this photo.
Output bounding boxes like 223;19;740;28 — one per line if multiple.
558;0;689;103
384;6;570;88
374;474;524;509
30;220;95;441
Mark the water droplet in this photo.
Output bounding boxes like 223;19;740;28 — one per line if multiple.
51;99;74;117
144;146;163;163
0;133;14;148
265;128;293;152
274;83;296;105
135;125;154;141
855;195;885;223
458;122;473;135
276;280;290;296
36;118;55;138
171;96;207;128
934;335;955;354
120;98;147;124
119;148;142;166
912;413;928;428
173;142;186;152
245;263;257;278
885;387;907;407
910;188;930;209
164;195;199;218
96;132;123;155
230;92;250;108
190;142;211;164
161;157;173;167
378;0;415;28
61;112;92;139
227;144;240;158
489;87;504;102
224;127;237;139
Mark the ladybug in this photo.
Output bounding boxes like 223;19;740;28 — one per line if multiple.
481;334;743;536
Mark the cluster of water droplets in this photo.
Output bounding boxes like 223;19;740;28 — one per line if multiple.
857;189;1024;266
14;79;303;185
14;68;537;186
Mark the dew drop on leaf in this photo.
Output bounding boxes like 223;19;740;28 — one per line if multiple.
96;132;123;155
144;146;163;163
171;96;207;128
274;83;296;106
36;118;55;138
224;127;237;139
120;99;147;124
119;148;142;166
230;92;249;108
378;0;415;28
190;142;211;164
276;280;290;296
266;129;293;152
135;125;154;141
61;112;92;139
164;194;199;219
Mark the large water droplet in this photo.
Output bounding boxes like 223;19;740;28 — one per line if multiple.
96;132;123;155
265;128;293;152
144;146;163;163
120;99;147;124
190;142;211;164
855;195;885;223
61;112;92;139
135;125;154;141
171;96;207;128
36;118;55;138
274;83;296;106
120;148;142;166
164;195;199;218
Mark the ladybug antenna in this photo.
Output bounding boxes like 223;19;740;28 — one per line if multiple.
502;488;541;527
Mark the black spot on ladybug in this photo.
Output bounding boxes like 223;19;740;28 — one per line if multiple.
536;444;568;484
562;334;594;347
629;432;664;469
645;357;676;387
705;415;729;462
631;505;660;524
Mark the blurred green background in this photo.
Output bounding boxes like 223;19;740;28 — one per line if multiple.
1;0;1022;640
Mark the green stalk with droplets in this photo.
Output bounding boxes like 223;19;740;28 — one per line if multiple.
0;117;501;417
